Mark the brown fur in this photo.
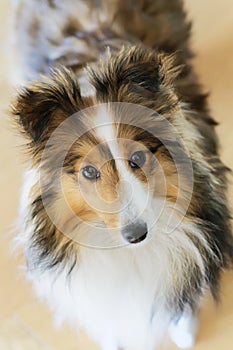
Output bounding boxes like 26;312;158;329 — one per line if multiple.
13;0;233;304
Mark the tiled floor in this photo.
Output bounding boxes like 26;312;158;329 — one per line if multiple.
0;1;233;349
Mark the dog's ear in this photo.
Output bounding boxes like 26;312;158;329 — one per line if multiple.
13;68;83;143
89;47;182;103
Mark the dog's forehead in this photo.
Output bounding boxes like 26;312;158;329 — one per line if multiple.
90;104;142;157
92;104;116;144
89;105;148;214
90;103;146;139
85;105;123;176
84;105;129;168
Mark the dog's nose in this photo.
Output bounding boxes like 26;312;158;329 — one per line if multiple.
121;222;148;244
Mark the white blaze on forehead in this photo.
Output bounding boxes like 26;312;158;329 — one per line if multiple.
93;106;150;222
93;105;116;143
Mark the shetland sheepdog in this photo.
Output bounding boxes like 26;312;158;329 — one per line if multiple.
13;1;233;349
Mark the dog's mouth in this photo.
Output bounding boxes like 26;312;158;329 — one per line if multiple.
121;222;148;244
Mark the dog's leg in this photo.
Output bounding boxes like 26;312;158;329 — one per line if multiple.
101;338;118;350
102;346;118;350
168;305;198;349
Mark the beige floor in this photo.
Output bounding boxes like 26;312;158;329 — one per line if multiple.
0;1;233;349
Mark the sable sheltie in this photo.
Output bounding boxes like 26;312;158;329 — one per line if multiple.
13;1;233;349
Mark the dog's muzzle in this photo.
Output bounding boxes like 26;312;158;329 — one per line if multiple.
121;222;148;244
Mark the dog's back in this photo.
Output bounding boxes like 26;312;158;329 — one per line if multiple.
16;0;208;114
16;0;190;80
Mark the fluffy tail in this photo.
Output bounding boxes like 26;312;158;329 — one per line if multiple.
15;0;191;80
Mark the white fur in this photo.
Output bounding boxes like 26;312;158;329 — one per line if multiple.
93;105;116;143
16;166;217;350
93;107;150;229
15;108;217;348
169;305;198;349
24;211;205;350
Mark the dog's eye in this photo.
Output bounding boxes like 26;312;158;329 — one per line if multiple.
82;166;100;181
129;151;146;169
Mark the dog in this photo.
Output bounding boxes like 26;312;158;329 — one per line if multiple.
13;1;233;349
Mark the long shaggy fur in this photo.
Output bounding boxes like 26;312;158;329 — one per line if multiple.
13;1;233;349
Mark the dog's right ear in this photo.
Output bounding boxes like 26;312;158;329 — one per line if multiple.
13;68;83;144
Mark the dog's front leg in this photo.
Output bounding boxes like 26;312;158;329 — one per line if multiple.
102;346;118;350
101;338;119;350
168;305;199;349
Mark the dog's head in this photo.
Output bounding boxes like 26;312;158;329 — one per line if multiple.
14;46;195;248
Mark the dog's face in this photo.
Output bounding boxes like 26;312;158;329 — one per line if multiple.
61;106;180;245
14;47;194;248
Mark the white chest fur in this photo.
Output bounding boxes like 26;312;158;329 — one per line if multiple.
30;245;172;350
20;169;205;350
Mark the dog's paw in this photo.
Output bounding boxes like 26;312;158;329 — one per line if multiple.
168;307;198;349
169;324;195;349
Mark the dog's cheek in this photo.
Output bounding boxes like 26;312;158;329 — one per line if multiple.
61;175;99;223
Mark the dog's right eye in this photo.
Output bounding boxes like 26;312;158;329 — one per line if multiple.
82;166;100;181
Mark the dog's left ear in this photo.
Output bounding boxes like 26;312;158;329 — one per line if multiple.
13;68;83;144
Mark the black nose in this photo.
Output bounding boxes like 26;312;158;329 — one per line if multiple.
121;222;148;244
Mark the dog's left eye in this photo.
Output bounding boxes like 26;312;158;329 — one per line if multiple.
82;166;100;181
129;151;146;169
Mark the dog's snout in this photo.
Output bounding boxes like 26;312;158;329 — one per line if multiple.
121;222;148;244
